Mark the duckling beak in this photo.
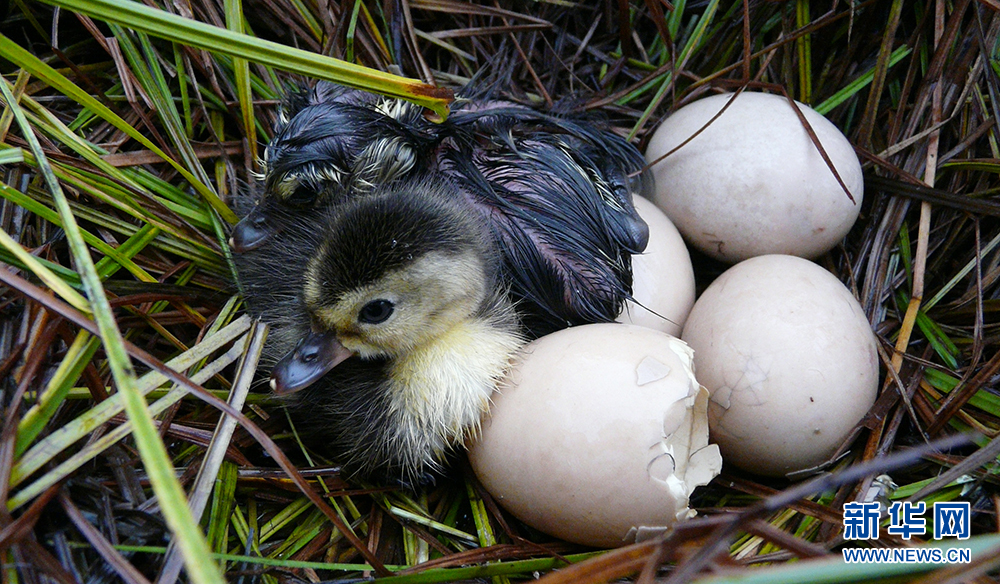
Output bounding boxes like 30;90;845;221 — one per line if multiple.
230;206;276;252
269;331;354;394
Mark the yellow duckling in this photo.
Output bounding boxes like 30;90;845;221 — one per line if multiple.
269;177;523;485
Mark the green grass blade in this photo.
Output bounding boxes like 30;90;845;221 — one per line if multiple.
93;224;161;281
30;0;453;119
0;224;91;312
0;33;238;223
207;461;238;553
814;46;912;115
224;0;257;162
924;368;1000;417
285;0;322;40
15;331;100;457
345;0;364;64
795;0;812;103
0;146;24;164
0;79;226;584
173;43;194;137
260;498;313;543
0;247;82;287
386;505;477;544
914;310;960;370
267;509;327;559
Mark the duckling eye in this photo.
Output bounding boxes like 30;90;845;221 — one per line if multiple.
286;183;317;207
358;299;394;324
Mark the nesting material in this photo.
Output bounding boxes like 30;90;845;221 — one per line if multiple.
681;255;878;477
468;324;722;547
646;92;863;263
617;196;696;336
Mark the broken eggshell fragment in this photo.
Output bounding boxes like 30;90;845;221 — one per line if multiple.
468;324;722;548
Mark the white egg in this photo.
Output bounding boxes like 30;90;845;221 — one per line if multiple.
680;255;878;477
618;196;696;336
646;92;863;263
469;324;722;548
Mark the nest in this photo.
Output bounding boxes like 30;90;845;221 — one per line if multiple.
1;0;998;582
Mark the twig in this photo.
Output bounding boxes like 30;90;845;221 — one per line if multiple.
155;320;269;584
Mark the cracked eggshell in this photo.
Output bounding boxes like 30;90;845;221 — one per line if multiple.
468;324;722;548
680;255;878;477
646;92;863;263
617;196;696;336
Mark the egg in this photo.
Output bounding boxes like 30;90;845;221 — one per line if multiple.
645;92;863;263
680;255;878;477
468;324;722;548
617;196;696;336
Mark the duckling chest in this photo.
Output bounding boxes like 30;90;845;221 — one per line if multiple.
387;323;521;438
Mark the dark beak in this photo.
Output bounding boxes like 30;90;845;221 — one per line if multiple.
269;331;355;394
229;206;276;252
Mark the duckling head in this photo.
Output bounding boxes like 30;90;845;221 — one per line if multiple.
269;179;500;394
230;82;437;252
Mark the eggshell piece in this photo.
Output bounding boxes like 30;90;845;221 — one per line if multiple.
468;324;722;548
646;92;863;263
617;196;696;336
680;255;878;477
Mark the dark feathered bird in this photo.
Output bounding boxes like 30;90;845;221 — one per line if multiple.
229;82;436;252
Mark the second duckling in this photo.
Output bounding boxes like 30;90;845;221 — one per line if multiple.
270;177;523;484
231;81;436;251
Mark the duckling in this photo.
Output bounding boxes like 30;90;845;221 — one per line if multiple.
269;178;523;484
230;81;436;251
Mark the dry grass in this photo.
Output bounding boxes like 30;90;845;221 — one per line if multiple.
1;0;999;582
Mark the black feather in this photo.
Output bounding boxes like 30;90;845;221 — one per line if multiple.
438;102;651;336
258;80;440;215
